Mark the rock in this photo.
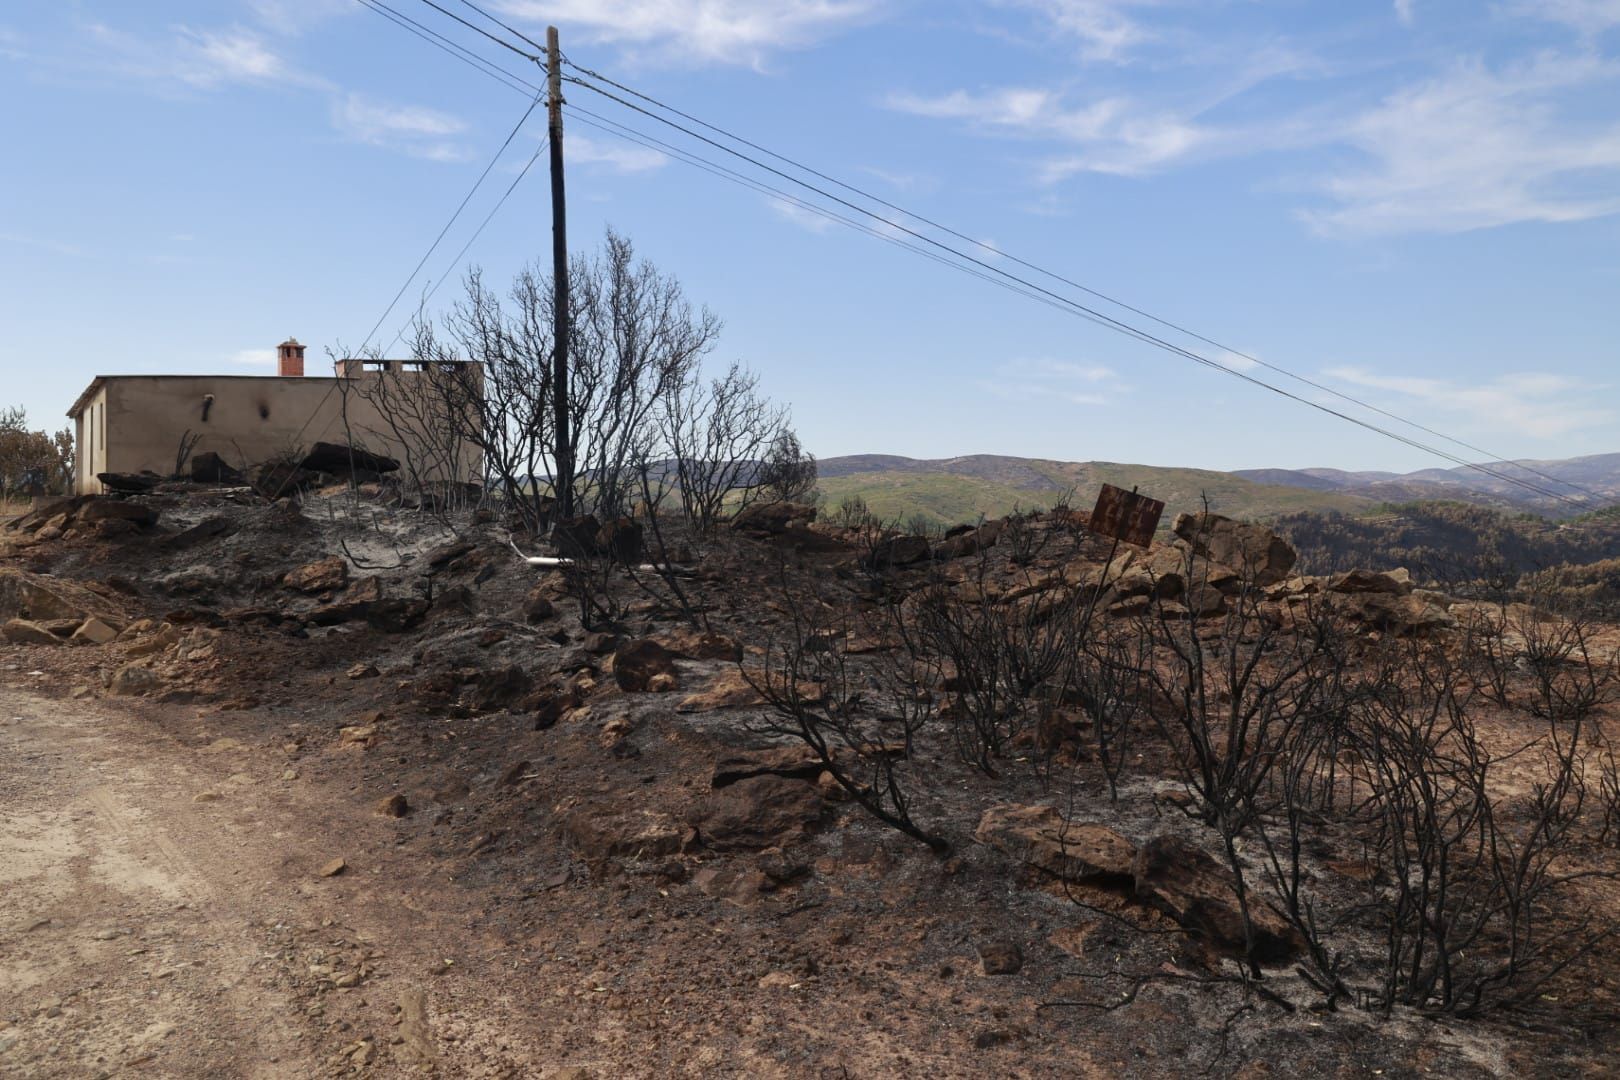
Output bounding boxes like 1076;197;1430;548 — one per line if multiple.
712;746;826;787
124;624;182;658
469;665;533;711
346;662;380;680
283;556;349;593
565;806;692;861
2;619;65;646
109;663;161;696
596;517;645;564
376;794;410;818
1170;512;1296;587
1132;835;1302;965
94;472;162;495
318;858;348;878
522;588;556;624
77;498;160;530
695;866;771;909
869;535;932;569
532;687;582;730
582;631;619;655
553;515;601;559
935;519;1006;560
167;516;236;550
365;598;429;633
424;539;477;570
731;501;817;534
676;669;762;712
1182;584;1227;618
691;774;826;851
1327;567;1413;596
1338;592;1455;636
974;805;1135;884
340;723;380;747
654;628;742;662
612;639;679;692
71;617;120;645
977;941;1023;976
301;442;398;476
497;759;532;786
189;451;245;484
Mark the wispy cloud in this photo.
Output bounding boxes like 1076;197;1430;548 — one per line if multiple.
489;0;878;67
1325;365;1614;438
247;0;357;35
1394;0;1416;26
888;87;1215;177
981;357;1127;406
767;197;834;233
1303;52;1620;235
1505;0;1620;34
78;21;327;91
994;0;1157;63
568;132;668;173
0;26;25;61
331;93;469;161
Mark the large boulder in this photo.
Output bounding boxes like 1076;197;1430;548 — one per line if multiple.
612;639;679;692
690;774;826;850
2;619;66;646
300;442;399;476
596;517;645;565
282;556;349;594
1133;835;1303;965
78;499;159;529
1170;512;1296;587
868;534;932;569
935;519;1006;560
0;568;116;624
1327;568;1413;596
975;804;1135;884
731;501;816;535
553;515;601;559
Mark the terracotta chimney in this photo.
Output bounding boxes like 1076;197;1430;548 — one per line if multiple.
277;337;306;377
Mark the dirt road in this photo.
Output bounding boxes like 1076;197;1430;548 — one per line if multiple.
0;686;504;1078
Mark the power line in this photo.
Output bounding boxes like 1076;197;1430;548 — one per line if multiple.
364;6;1607;511
356;0;540;97
555;71;1595;511
411;0;542;64
559;57;1603;508
377;132;552;355
355;91;544;355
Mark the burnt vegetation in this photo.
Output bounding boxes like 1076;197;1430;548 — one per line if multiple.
7;233;1620;1072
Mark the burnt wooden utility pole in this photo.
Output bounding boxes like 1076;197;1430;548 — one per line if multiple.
546;25;574;520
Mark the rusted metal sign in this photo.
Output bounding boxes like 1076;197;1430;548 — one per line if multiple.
1088;483;1164;548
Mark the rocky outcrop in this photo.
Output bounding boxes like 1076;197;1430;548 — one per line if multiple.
1171;512;1296;587
731;501;816;535
690;774;826;850
1133;835;1303;965
612;639;679;692
283;556;349;594
974;804;1135;884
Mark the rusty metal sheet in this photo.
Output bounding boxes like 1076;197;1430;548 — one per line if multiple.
1088;483;1164;548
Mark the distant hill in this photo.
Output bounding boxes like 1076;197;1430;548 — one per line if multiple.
814;455;1375;529
813;450;1620;530
1233;452;1620;518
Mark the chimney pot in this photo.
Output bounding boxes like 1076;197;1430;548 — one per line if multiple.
277;337;306;377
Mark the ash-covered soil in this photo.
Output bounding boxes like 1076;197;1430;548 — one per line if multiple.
1;484;1616;1078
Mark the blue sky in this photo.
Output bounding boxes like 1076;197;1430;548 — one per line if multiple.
2;0;1617;472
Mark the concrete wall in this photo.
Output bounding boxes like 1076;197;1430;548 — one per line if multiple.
75;384;110;494
75;370;482;494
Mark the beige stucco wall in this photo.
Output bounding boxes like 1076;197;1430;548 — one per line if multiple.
74;371;481;494
75;384;110;494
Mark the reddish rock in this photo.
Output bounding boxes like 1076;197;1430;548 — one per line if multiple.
283;556;348;594
612;638;679;692
974;804;1135;884
1132;834;1303;965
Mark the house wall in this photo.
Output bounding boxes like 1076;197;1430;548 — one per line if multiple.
76;370;482;493
75;385;110;494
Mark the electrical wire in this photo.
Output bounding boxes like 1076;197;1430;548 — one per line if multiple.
557;70;1596;511
560;56;1603;508
364;3;1610;511
356;0;540;97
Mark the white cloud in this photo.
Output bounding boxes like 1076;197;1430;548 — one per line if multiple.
1212;349;1259;372
247;0;357;34
1505;0;1620;33
983;357;1126;406
1324;365;1614;438
767;197;835;233
0;26;24;60
332;94;469;160
1303;53;1620;234
568;132;668;172
1394;0;1416;26
77;21;329;92
995;0;1157;63
489;0;877;67
888;86;1215;177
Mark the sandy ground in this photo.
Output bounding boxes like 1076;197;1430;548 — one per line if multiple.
0;685;492;1078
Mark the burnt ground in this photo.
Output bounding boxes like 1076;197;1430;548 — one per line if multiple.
1;486;1617;1078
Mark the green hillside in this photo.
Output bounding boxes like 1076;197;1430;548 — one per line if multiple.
814;457;1376;529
